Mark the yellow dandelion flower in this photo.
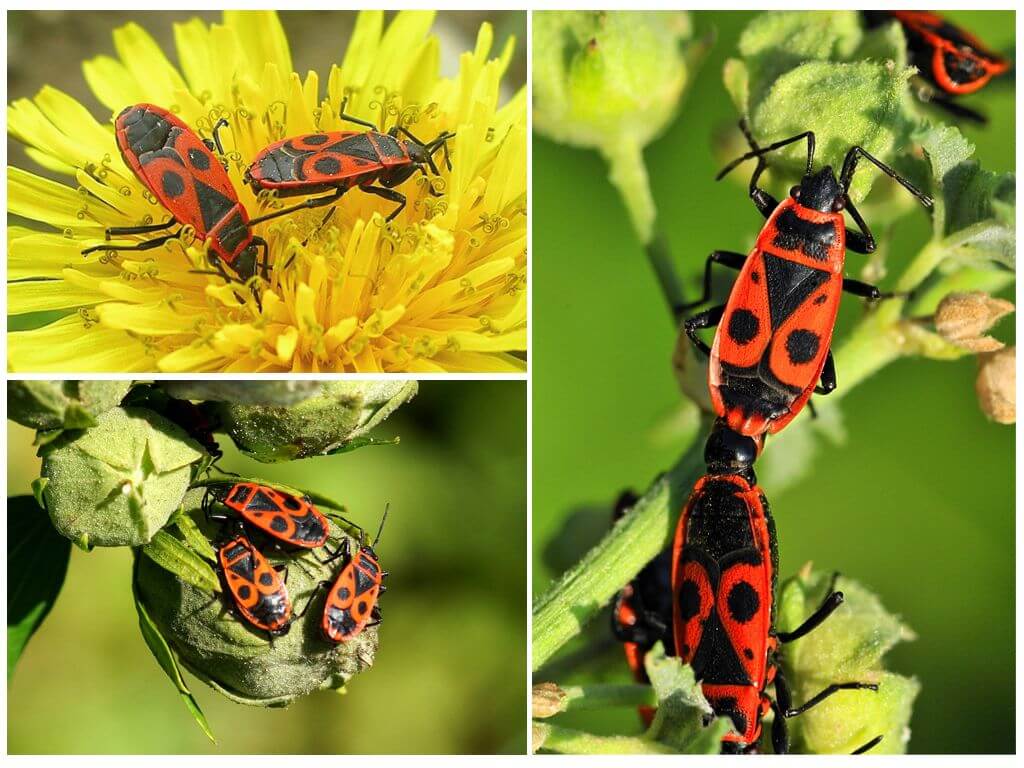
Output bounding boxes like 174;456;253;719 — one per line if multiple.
8;11;527;373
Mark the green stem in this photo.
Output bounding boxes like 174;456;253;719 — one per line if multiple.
534;722;675;755
603;139;655;246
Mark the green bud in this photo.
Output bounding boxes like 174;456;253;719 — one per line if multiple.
533;11;702;242
159;381;321;406
41;407;202;547
7;380;131;431
215;381;417;463
135;490;377;706
776;567;918;754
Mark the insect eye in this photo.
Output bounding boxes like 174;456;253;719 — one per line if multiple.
789;185;801;199
832;196;846;213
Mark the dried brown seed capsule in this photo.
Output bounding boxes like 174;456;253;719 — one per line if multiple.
935;291;1014;353
975;346;1015;424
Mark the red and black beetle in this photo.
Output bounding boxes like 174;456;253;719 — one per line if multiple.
244;98;455;223
82;104;297;284
671;421;881;753
864;11;1010;123
679;121;932;436
202;482;330;550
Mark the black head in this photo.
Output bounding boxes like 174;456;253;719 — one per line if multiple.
793;166;845;213
704;420;761;476
232;243;259;282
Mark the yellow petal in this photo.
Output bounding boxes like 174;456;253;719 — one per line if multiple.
224;11;292;85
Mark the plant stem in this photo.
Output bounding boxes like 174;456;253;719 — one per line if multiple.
534;722;675;755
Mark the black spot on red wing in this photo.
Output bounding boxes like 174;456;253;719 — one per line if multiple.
188;148;211;170
193;178;236;232
813;294;828;305
727;309;759;345
726;581;760;623
269;515;289;533
304;134;330;145
246;490;282;512
161;170;186;198
709;696;748;739
228;485;250;504
282;495;302;511
762;252;831;331
354;568;375;596
314;156;342;176
357;600;368;613
237;584;252;600
750;270;760;284
259;572;274;586
689;610;751;686
678;579;701;620
744;648;755;660
785;329;821;365
337;586;350;601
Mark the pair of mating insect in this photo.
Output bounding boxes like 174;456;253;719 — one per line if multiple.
82;100;455;285
203;482;388;643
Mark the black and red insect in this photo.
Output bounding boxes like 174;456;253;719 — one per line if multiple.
217;533;293;637
317;506;389;643
609;490;673;727
671;421;880;753
864;11;1010;123
82;104;294;283
202;482;330;550
679;121;932;436
244;98;455;223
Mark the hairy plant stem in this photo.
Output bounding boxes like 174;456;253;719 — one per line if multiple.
532;232;947;671
534;722;675;755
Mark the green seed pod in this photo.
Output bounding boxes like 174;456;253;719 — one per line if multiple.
533;11;701;242
7;380;131;431
159;381;321;406
40;407;202;548
776;567;919;754
135;490;378;706
215;381;418;463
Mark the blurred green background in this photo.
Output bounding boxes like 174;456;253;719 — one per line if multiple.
533;10;1014;755
9;381;526;754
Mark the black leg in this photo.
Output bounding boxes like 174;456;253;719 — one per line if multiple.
718;122;816;185
684;305;725;358
783;681;879;718
839;146;933;209
770;695;789;755
736;118;781;219
315;536;350;566
102;217;177;237
674;250;747;316
248;187;346;226
81;228;183;256
925;92;987;124
844;199;876;255
359;184;407;221
338;97;379;131
852;735;884;754
292;580;330;620
776;578;843;644
814;351;837;395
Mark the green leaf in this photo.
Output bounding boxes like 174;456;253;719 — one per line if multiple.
132;562;216;742
173;510;216;561
142;530;220;593
7;380;131;431
8;495;71;680
159;380;321;406
644;644;729;752
324;435;400;455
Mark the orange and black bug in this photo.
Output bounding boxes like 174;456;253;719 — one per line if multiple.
609;490;672;727
244;98;455;223
202;482;329;550
316;506;389;643
864;11;1010;123
217;533;292;637
671;421;881;754
679;121;932;437
82;104;298;284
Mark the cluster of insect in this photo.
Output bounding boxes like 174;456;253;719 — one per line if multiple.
609;11;1008;755
201;481;388;644
82;98;454;293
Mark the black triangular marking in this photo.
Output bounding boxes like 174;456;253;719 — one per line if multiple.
246;490;281;512
354;567;376;596
194;178;236;232
762;252;830;331
689;608;751;686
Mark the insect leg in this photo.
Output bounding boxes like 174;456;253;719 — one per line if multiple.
359;185;407;222
684;305;725;359
814;351;837;396
102;217;178;238
783;681;880;718
736;119;780;218
852;735;884;754
840;146;933;209
338;97;380;130
674;251;747;316
775;578;843;643
81;228;183;256
248;188;346;226
717;122;816;184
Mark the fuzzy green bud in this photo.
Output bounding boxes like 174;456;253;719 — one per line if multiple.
159;381;321;406
40;407;202;548
7;380;131;431
135;490;377;705
215;381;417;462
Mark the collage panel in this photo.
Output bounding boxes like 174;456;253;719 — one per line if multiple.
7;379;526;753
531;9;1014;756
7;10;527;373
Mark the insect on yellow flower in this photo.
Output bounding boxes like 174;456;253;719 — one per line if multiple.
8;11;527;373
